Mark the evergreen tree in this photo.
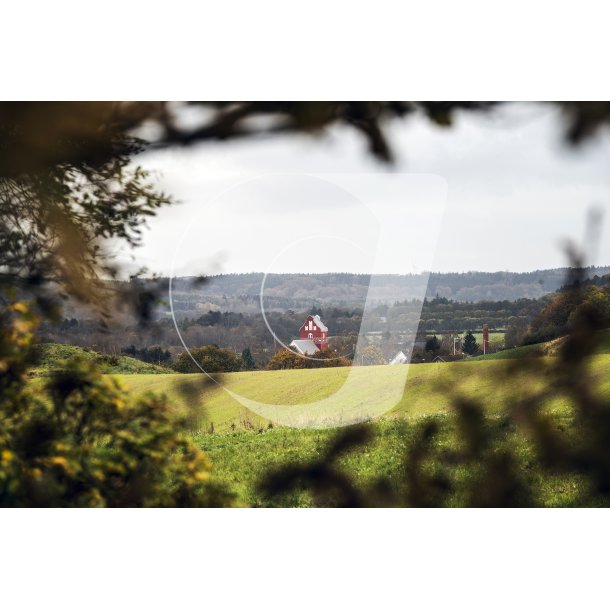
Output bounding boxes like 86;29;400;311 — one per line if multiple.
425;335;441;352
241;347;256;370
463;331;479;355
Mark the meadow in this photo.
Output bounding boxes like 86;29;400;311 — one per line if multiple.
114;354;610;506
194;416;592;507
117;353;610;430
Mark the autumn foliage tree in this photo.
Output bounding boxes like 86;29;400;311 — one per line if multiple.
267;348;351;370
173;345;242;373
525;284;610;345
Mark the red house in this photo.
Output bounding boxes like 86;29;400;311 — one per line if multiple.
299;314;328;350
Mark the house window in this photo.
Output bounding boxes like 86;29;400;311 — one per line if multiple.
308;333;313;339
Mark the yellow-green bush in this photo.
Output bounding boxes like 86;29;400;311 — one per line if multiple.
267;348;351;370
0;303;232;507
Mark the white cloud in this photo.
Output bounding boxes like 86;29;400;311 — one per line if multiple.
126;103;610;276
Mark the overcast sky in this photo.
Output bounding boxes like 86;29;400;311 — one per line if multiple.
122;103;610;277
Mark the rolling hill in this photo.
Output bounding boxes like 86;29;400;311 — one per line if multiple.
31;343;173;375
115;354;610;432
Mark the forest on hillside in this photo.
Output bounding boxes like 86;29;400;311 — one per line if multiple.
161;267;610;316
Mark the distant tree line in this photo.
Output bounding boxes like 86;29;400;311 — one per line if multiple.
122;344;172;365
164;268;610;316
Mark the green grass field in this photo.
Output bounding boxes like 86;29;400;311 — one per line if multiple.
116;354;610;432
472;330;610;361
111;355;610;506
194;416;591;507
471;343;545;360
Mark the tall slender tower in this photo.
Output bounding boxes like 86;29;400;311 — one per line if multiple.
482;324;489;355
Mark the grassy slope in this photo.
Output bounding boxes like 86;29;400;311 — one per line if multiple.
470;343;544;361
473;330;610;361
32;343;173;375
118;364;453;432
117;355;610;431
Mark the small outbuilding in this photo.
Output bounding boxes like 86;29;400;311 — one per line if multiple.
289;339;320;355
389;350;408;365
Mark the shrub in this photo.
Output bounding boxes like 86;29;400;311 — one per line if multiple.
173;345;242;374
0;303;232;507
267;348;351;370
97;353;120;367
